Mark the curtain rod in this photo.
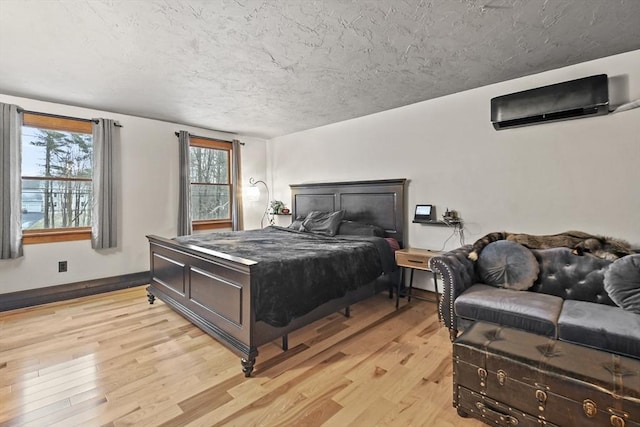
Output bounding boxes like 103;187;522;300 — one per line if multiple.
19;109;123;127
174;131;244;145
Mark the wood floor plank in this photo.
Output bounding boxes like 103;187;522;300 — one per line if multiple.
339;395;396;427
23;396;108;427
0;286;484;427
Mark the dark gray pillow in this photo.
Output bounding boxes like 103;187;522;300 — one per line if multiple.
604;254;640;314
337;220;385;237
288;216;305;231
477;240;540;290
300;210;345;236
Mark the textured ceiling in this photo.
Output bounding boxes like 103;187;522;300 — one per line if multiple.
1;0;639;138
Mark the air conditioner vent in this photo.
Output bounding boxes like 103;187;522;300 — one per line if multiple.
491;75;609;130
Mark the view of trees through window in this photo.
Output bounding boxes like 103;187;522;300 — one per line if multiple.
22;123;93;230
20;122;230;231
189;143;230;222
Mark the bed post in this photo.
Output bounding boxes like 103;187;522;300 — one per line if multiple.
241;345;259;377
241;357;256;377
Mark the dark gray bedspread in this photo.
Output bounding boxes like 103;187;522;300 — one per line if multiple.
174;226;396;327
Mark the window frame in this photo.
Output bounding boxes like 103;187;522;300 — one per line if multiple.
189;136;233;231
21;113;93;244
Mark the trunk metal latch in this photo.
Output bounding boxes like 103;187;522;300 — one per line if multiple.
583;399;597;417
535;389;548;412
477;368;487;388
497;369;507;386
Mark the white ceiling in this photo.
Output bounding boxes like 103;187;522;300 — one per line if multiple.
1;0;639;139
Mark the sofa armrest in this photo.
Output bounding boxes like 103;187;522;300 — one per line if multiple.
429;245;476;339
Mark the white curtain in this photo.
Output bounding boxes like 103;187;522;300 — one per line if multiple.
0;103;23;259
231;139;244;231
91;119;118;249
177;130;192;236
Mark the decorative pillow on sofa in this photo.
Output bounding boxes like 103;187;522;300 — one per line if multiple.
300;210;345;236
477;240;540;291
604;254;640;315
337;220;385;237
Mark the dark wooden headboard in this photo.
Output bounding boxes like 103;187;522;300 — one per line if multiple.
289;179;407;246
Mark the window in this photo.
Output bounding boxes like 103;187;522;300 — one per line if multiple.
21;113;93;244
189;137;232;230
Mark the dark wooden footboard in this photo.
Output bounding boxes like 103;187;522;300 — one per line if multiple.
147;234;260;376
147;234;396;377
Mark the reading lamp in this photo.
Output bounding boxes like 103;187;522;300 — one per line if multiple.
248;177;270;228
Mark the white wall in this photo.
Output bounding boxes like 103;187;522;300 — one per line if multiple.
268;50;640;291
0;95;267;293
3;51;638;294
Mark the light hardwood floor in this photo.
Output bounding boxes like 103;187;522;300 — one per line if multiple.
0;286;484;427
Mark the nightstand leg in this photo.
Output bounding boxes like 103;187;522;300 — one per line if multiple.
408;268;414;303
396;267;404;309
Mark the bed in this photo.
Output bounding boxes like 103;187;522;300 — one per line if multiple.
146;178;406;376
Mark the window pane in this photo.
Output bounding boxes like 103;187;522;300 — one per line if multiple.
191;185;230;220
22;179;93;230
22;127;93;178
189;147;229;184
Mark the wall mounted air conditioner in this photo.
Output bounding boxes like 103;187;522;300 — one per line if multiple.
491;74;609;130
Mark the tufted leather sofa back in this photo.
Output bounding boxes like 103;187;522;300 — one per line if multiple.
430;245;619;335
529;247;615;306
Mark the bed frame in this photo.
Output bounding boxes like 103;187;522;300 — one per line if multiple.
146;178;406;376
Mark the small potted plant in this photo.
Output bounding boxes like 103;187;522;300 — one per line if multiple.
270;200;285;214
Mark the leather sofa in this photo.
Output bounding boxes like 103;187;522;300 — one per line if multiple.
429;244;640;360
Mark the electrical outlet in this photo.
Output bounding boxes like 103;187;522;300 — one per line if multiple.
58;261;67;272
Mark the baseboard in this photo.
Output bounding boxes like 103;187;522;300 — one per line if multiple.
0;271;150;312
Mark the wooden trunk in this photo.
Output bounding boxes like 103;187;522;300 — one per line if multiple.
453;322;640;427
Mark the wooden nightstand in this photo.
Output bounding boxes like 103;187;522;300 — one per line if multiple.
395;248;444;318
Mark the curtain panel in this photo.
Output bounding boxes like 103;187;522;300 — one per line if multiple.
231;139;244;231
0;103;23;259
91;118;118;249
177;130;192;236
